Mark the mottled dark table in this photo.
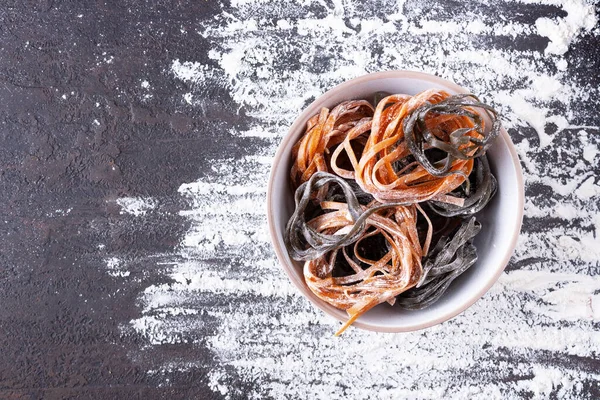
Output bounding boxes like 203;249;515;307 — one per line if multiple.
1;1;599;399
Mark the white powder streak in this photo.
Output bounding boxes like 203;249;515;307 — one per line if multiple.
170;59;210;83
115;197;157;217
104;257;131;278
500;270;600;321
535;0;597;55
576;176;600;200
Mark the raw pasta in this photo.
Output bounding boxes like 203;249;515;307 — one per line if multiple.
284;89;499;334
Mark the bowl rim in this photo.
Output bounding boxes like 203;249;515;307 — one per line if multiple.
266;70;525;333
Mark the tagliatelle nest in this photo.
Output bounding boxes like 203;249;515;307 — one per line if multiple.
303;201;428;335
285;89;500;335
290;100;374;189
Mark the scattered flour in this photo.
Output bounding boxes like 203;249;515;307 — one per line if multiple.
534;0;597;55
517;366;577;400
170;59;210;83
113;0;600;398
115;197;157;217
580;130;599;162
576;176;600;200
208;369;230;397
105;257;131;278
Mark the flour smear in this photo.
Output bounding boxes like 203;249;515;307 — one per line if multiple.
115;0;600;398
115;196;158;217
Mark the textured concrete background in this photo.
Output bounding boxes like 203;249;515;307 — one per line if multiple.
0;1;599;399
0;2;227;398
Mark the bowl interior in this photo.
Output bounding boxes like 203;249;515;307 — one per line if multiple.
268;72;523;332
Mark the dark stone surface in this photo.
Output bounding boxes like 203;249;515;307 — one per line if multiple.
0;1;598;399
0;1;226;398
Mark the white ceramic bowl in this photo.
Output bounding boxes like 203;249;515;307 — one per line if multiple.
267;71;524;333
